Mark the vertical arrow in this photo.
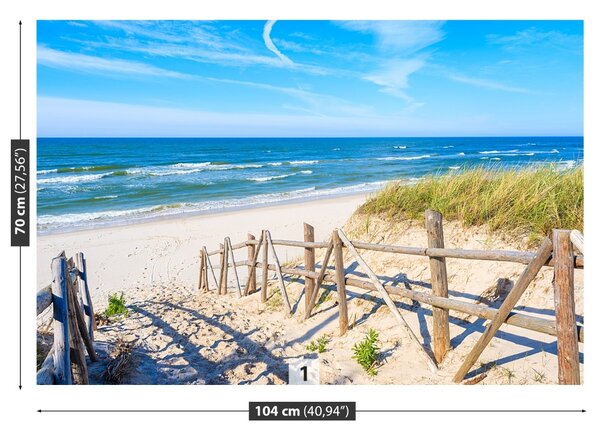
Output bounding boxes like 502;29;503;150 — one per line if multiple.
18;20;23;390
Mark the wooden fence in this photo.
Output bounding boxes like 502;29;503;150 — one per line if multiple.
36;252;97;385
199;210;584;384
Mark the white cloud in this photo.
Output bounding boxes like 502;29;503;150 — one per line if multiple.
338;21;445;103
37;46;192;79
262;21;294;66
487;27;582;53
208;77;374;117
363;58;426;102
337;21;445;54
445;72;530;94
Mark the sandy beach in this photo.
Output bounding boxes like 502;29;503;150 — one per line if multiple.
37;194;368;300
38;193;583;385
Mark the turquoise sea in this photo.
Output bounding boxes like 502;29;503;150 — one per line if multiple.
37;137;583;233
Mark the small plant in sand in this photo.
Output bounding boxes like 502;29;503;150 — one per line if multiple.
306;334;330;353
501;366;516;384
104;292;129;318
532;368;547;383
352;329;380;376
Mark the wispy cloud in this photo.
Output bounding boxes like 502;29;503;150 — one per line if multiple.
37;46;192;79
84;20;329;75
208;77;374;117
487;27;582;53
363;58;426;102
262;21;293;65
338;21;445;104
338;21;445;55
444;72;530;93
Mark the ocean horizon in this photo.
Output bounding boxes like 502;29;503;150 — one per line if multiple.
37;136;583;234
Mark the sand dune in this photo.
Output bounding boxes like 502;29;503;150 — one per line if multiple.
81;212;583;385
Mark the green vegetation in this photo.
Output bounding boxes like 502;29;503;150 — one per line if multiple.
352;329;380;376
306;334;330;353
104;292;129;318
358;165;583;241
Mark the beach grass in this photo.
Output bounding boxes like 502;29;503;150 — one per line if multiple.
358;165;583;241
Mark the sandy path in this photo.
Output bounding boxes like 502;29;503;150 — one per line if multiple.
88;215;583;385
37;194;367;305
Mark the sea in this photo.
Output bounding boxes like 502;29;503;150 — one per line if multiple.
37;137;583;233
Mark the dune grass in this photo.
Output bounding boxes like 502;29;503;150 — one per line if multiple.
358;165;582;241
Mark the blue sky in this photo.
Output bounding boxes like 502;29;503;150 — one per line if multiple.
37;20;583;137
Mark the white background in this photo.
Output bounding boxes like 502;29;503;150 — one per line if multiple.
0;1;596;434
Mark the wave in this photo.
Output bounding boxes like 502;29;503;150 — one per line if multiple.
300;170;313;174
458;152;465;156
448;166;460;170
332;147;341;151
248;174;295;182
37;169;57;175
38;172;111;185
268;162;282;166
38;181;388;233
479;149;518;154
442;146;454;149
171;162;212;169
289;160;318;165
376;155;431;161
393;146;407;149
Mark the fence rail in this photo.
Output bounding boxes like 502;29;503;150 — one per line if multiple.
37;251;97;385
199;210;584;384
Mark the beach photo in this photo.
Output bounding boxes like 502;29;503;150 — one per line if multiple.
35;20;583;385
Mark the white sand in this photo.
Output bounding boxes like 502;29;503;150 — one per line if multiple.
38;197;584;385
37;194;367;300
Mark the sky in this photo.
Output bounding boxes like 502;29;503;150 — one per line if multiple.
37;20;583;137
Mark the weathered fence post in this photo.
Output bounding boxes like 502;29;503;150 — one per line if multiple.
75;252;96;337
262;230;269;302
247;233;257;294
218;243;225;295
425;210;450;363
198;249;205;291
304;223;316;315
333;230;348;335
226;237;243;298
202;250;209;293
553;229;581;385
66;261;89;384
51;255;71;385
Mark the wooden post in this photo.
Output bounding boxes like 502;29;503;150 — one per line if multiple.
51;255;71;385
453;237;553;382
244;234;263;296
198;250;206;291
304;240;334;320
337;229;438;373
69;276;97;362
265;231;292;314
262;230;269;303
66;259;89;384
425;210;450;363
218;243;225;295
304;223;316;316
553;229;581;385
247;233;257;294
226;237;243;298
203;246;218;291
202;251;209;293
75;253;96;337
333;230;348;335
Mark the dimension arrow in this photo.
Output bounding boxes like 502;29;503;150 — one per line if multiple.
37;409;586;414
